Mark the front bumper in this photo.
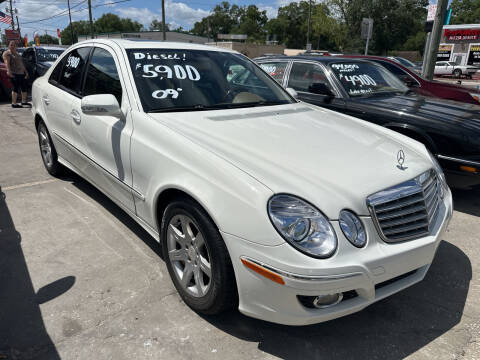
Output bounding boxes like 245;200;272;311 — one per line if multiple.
222;189;453;326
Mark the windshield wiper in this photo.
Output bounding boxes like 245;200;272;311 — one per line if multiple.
147;100;290;113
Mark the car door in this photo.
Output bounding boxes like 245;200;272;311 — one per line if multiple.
43;47;91;165
258;61;290;86
70;45;135;212
286;61;345;111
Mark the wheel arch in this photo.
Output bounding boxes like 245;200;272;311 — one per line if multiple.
154;186;220;236
34;113;44;130
384;123;438;154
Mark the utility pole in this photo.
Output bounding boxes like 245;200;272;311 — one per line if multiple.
8;0;15;31
16;15;20;33
87;0;94;39
306;0;312;50
161;0;166;40
67;0;75;44
423;0;448;80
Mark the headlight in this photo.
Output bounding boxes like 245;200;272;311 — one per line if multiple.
268;194;337;258
428;150;448;198
339;210;367;248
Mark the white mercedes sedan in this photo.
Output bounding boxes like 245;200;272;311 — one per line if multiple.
32;39;453;326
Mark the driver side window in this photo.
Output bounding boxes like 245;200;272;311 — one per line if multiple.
287;62;333;93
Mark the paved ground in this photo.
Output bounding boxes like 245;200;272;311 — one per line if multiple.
0;103;479;360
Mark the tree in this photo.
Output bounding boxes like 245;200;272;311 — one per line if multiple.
38;34;59;45
328;0;428;54
450;0;480;24
94;13;142;34
149;19;170;31
60;20;90;45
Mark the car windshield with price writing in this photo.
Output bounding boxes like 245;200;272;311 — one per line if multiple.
127;49;294;113
330;61;409;97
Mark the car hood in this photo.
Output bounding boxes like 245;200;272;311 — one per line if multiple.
38;61;54;67
353;93;480;127
149;103;433;218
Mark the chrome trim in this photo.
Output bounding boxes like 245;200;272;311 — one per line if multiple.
240;256;363;282
367;169;441;243
437;155;480;167
52;131;145;201
313;293;344;309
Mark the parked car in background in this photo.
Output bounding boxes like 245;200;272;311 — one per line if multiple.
32;39;453;326
256;56;480;179
387;56;422;74
0;48;12;99
339;55;480;105
22;46;65;82
434;61;479;79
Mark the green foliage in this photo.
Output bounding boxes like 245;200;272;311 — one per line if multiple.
60;13;142;45
192;2;268;41
450;0;480;24
150;19;170;31
38;34;59;45
402;31;427;54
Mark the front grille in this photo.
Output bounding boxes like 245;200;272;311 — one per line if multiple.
367;169;441;243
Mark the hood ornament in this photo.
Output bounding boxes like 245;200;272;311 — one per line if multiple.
397;150;407;170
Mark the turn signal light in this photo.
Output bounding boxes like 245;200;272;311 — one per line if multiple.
460;165;478;173
241;258;285;285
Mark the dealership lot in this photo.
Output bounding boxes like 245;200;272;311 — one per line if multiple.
1;103;480;359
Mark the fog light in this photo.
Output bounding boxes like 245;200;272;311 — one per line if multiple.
313;293;343;308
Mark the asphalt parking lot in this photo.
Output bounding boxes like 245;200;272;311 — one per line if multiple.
1;103;479;360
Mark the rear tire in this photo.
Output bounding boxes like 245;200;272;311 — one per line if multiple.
161;197;237;315
37;121;63;176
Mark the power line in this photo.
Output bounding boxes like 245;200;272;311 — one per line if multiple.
20;0;131;25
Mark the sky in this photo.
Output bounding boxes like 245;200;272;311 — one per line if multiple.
0;0;451;42
0;0;292;41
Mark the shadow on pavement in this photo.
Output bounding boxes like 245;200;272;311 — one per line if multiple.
201;240;471;360
0;186;74;360
70;176;163;259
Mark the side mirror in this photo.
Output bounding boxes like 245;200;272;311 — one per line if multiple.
286;87;298;99
81;94;121;117
308;82;335;97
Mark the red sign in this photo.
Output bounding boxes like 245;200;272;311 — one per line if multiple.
5;29;21;41
444;29;480;41
57;28;61;38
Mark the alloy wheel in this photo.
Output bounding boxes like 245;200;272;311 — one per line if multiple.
39;126;53;168
167;214;212;297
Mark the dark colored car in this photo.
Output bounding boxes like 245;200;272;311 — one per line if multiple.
21;46;65;82
256;56;480;179
339;55;480;105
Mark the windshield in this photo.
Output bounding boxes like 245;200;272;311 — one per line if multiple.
127;49;294;112
330;61;409;97
37;48;64;62
393;57;416;68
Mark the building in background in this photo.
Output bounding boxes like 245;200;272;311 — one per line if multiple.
439;24;480;66
77;30;208;44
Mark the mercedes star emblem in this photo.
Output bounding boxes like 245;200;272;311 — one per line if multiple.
397;150;406;170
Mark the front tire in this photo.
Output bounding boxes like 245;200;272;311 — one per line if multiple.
161;197;237;315
37;121;62;176
454;69;462;78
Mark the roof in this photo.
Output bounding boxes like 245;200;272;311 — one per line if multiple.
76;38;236;53
255;55;371;64
443;24;480;30
34;46;65;51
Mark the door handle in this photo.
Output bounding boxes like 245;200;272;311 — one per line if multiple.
42;95;50;106
71;110;81;124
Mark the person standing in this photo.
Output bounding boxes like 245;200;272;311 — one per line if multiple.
2;41;30;108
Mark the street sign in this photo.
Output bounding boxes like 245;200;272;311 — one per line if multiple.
427;4;437;21
217;34;247;40
361;18;373;40
306;43;312;51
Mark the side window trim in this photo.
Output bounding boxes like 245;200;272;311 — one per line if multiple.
82;46;124;105
286;60;342;98
49;46;93;98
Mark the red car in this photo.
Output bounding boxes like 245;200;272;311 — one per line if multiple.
0;48;13;99
341;55;480;105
